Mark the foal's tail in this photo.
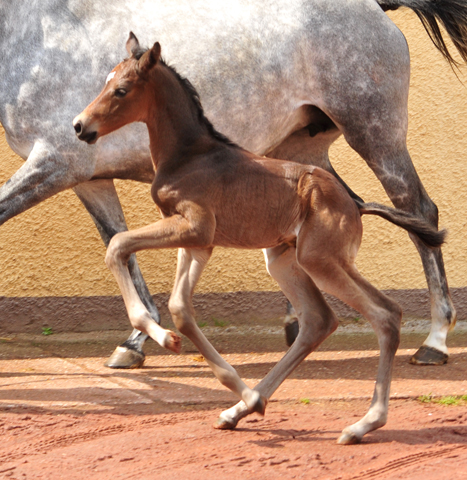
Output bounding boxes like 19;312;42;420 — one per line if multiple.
355;200;446;248
377;0;467;66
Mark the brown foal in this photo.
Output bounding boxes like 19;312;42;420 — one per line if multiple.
73;33;445;444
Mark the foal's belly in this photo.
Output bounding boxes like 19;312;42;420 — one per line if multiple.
211;208;301;249
212;229;297;250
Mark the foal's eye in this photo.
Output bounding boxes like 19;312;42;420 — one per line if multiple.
114;88;127;98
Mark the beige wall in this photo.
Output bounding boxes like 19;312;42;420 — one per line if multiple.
1;9;467;299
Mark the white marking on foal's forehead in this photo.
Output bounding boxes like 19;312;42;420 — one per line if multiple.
106;71;116;84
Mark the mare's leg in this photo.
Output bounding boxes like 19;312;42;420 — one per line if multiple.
73;179;161;368
215;243;339;429
0;139;92;224
343;133;453;365
269;118;453;365
266;125;350;195
319;40;454;364
0;140;159;368
284;300;299;347
169;248;266;413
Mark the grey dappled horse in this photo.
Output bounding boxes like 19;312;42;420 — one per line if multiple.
1;0;466;367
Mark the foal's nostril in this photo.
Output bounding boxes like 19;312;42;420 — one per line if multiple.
73;121;83;135
73;119;97;143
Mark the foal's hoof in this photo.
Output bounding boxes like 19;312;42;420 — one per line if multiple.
104;346;145;369
250;395;268;416
285;320;299;347
164;331;182;354
410;345;449;366
337;429;361;445
213;417;238;430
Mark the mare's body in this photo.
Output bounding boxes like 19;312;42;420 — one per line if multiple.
74;37;445;444
2;0;467;366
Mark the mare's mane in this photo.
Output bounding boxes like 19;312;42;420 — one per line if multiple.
133;48;240;149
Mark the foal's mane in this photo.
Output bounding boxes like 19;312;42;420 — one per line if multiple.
133;48;239;149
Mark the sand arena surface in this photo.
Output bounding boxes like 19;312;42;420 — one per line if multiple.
0;322;466;479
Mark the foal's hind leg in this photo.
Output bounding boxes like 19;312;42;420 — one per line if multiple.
296;232;402;444
215;243;339;429
267;128;348;347
169;248;266;414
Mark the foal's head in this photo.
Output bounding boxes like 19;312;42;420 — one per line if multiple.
73;32;161;144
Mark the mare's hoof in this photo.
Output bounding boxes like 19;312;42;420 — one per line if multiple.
285;320;299;347
410;345;448;366
213;417;238;430
337;430;361;445
104;346;145;369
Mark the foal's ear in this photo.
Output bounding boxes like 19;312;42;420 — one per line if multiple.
126;31;141;57
138;42;162;74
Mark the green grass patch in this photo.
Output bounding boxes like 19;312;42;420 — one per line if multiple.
212;317;228;328
417;393;467;406
299;398;311;405
418;393;433;403
41;327;53;336
437;396;460;405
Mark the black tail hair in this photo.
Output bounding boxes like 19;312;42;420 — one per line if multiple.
378;0;467;66
355;199;446;247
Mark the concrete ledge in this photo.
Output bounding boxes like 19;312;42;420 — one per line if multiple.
1;288;466;333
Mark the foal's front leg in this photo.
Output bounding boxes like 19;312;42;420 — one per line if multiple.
74;179;158;368
104;216;210;353
169;248;267;414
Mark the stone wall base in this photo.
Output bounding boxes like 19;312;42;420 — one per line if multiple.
1;288;466;334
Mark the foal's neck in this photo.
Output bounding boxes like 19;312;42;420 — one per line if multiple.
145;64;218;169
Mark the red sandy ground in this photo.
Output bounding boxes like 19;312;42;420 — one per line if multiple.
0;327;466;479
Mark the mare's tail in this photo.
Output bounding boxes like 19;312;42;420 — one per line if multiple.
377;0;467;66
355;200;446;247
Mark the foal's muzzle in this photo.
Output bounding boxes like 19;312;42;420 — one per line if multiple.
73;118;98;144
